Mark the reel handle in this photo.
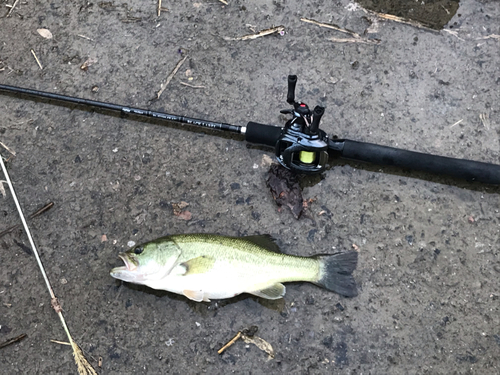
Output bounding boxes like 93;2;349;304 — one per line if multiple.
286;75;297;105
310;106;324;134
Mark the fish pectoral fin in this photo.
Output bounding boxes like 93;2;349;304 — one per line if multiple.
169;263;188;276
180;255;215;275
182;289;210;302
248;283;286;300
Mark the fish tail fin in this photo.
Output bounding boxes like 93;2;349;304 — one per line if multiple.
314;252;358;297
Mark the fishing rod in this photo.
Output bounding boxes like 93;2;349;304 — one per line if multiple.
1;75;499;184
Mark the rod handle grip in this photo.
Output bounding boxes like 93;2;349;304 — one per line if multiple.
342;140;500;184
245;122;282;147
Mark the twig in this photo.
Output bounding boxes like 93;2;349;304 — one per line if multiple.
51;339;72;346
218;331;241;354
329;37;374;44
180;82;206;89
77;35;94;41
442;29;465;41
224;25;285;41
218;326;272;358
476;34;500;40
0;156;97;375
0;202;54;239
0;141;16;156
449;119;463;128
157;0;161;17
0;333;27;349
301;17;360;37
218;0;228;4
301;17;379;44
441;5;451;15
6;0;20;17
480;113;490;130
30;49;43;70
156;54;188;99
368;11;437;32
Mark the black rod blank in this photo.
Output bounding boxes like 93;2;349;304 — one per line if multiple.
0;84;243;134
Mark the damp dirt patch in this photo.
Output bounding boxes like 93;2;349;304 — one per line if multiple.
357;0;460;29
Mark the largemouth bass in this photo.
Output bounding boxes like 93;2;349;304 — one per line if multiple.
110;234;358;302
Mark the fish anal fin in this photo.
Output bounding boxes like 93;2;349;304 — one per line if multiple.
180;255;215;275
243;235;281;253
182;289;210;302
248;283;286;300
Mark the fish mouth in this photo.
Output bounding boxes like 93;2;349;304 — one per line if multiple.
110;253;138;276
117;252;138;271
110;253;141;282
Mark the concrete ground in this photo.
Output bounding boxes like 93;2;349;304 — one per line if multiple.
0;0;499;373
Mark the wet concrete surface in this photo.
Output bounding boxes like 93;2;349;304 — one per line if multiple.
0;0;499;373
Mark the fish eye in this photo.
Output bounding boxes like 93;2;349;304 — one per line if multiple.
134;247;144;255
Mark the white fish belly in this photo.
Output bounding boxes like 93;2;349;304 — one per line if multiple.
145;259;311;299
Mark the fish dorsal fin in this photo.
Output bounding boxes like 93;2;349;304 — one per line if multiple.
180;255;215;275
243;235;281;253
248;283;286;300
183;289;210;302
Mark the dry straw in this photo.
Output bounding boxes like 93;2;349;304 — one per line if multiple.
0;154;97;375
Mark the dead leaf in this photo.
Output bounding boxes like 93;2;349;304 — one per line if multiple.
101;234;108;242
177;211;192;221
80;58;98;71
134;212;147;224
37;28;53;39
172;201;189;215
172;201;191;220
266;164;303;219
302;197;316;209
260;154;273;168
241;334;274;359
